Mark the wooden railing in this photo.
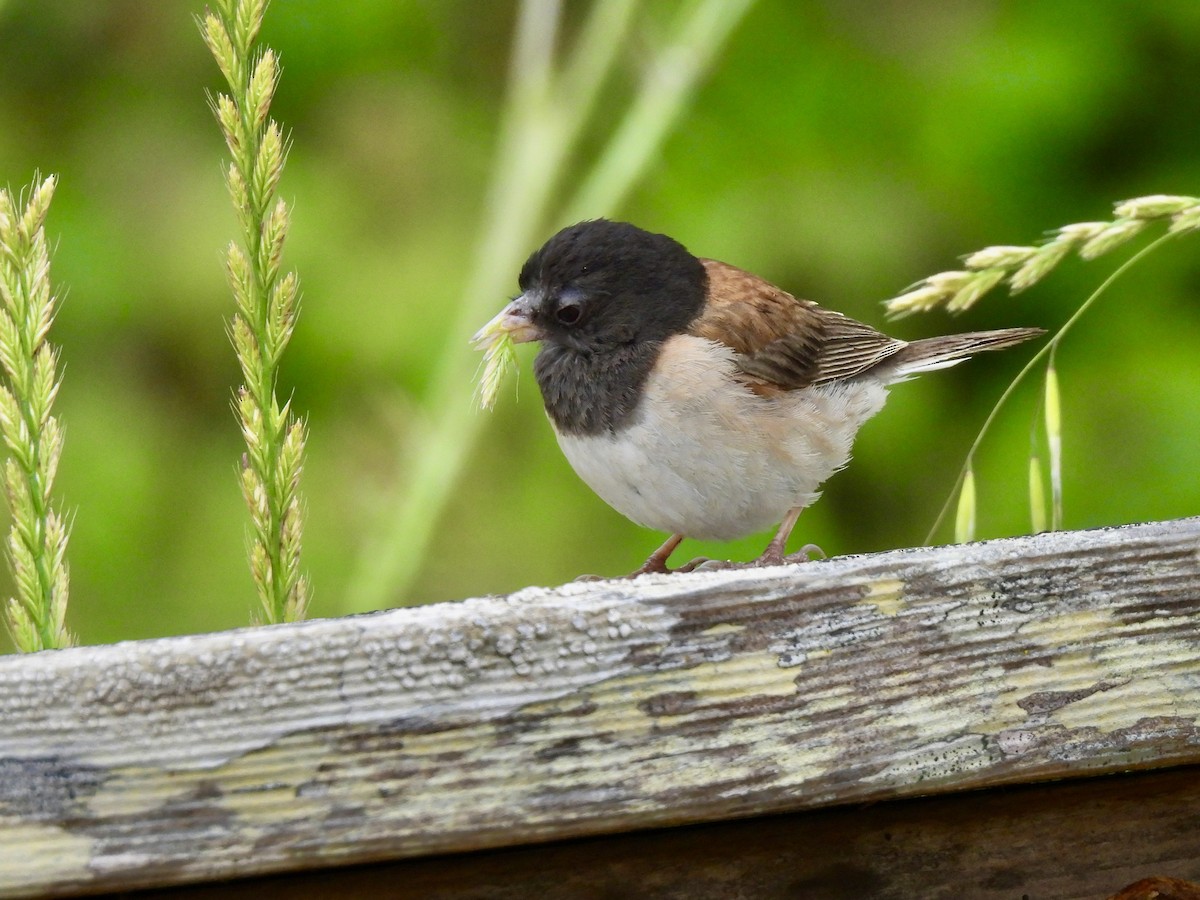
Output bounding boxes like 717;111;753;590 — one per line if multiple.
1;517;1198;897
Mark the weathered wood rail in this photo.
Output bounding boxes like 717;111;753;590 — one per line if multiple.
1;518;1198;897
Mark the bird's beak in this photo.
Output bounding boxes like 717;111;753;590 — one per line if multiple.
471;292;544;347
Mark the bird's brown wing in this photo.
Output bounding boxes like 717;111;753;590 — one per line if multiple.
688;259;904;393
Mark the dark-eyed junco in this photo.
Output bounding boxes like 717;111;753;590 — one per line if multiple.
475;219;1042;575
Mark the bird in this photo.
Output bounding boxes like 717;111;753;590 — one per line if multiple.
474;219;1043;576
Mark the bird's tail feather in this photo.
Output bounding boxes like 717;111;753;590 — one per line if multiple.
890;327;1045;377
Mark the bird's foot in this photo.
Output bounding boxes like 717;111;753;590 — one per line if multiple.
626;555;713;577
753;543;825;567
626;534;689;577
629;546;828;577
716;543;827;570
623;532;825;578
626;560;667;578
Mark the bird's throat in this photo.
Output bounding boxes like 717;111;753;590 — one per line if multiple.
533;341;660;436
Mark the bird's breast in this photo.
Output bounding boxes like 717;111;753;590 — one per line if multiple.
552;335;890;541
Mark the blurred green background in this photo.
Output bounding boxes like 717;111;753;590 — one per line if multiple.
0;1;1197;650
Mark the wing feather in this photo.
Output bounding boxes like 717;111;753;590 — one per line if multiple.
688;259;904;392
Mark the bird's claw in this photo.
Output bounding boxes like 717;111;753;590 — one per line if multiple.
753;542;826;567
627;555;715;577
718;543;827;571
785;543;827;563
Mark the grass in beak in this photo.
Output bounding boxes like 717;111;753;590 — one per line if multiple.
472;325;519;412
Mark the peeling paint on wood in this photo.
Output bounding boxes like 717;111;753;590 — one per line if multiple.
0;518;1198;896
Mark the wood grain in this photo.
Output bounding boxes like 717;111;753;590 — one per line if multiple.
0;518;1198;896
132;765;1200;900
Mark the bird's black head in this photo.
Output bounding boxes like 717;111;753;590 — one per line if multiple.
516;219;708;352
479;220;709;435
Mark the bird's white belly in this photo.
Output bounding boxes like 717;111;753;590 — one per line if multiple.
553;336;889;541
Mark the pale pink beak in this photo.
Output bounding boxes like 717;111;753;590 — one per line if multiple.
471;293;544;346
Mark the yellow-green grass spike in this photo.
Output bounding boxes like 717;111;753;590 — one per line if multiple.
955;466;977;545
1029;454;1047;535
1044;359;1063;531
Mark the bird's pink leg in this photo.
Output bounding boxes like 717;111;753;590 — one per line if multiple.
755;507;802;566
629;533;687;576
753;507;825;567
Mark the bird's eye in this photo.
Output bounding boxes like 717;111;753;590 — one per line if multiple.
555;301;582;326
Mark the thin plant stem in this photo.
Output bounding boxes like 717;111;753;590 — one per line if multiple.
558;0;640;128
923;231;1179;544
344;2;578;609
563;0;758;222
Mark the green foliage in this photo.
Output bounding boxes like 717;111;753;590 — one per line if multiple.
0;2;1198;648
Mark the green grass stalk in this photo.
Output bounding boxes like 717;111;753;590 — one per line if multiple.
924;230;1181;544
886;195;1200;318
0;175;72;651
563;0;758;222
201;0;309;623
